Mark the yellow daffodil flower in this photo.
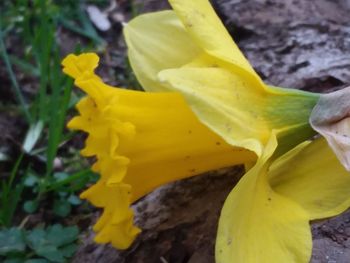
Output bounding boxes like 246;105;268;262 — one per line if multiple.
63;53;256;248
124;0;319;157
63;0;350;262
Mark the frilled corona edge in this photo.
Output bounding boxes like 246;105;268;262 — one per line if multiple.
63;53;140;249
62;53;256;249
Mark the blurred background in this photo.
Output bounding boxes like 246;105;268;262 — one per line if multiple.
0;0;350;262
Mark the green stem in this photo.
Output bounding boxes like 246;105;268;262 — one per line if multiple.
44;169;92;193
8;153;24;192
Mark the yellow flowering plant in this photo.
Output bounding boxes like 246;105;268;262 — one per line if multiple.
62;0;350;262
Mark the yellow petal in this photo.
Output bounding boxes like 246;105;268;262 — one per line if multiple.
62;53;99;80
124;5;262;94
168;0;257;78
270;137;350;220
216;134;312;263
123;11;201;92
159;67;319;156
124;4;319;157
63;53;256;249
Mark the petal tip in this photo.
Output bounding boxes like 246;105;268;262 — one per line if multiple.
62;53;100;80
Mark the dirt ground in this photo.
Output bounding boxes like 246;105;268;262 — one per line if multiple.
70;0;350;262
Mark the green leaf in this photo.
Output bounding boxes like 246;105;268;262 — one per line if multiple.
23;200;39;214
53;200;71;217
59;243;77;258
45;169;96;192
67;194;82;206
26;228;64;263
53;172;69;182
0;228;26;255
24;173;39;187
25;228;46;248
46;224;79;247
25;225;79;262
35;245;64;263
22;121;44;153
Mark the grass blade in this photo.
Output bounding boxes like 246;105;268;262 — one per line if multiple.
45;169;94;192
0;153;24;226
46;49;73;175
0;18;31;123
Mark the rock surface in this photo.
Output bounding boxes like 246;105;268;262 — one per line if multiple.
216;0;350;92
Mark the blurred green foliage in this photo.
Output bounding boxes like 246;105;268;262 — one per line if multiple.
0;0;111;261
0;224;79;262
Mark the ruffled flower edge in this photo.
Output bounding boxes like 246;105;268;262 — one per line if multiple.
63;53;141;249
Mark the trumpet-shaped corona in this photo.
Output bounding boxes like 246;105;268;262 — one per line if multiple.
63;53;256;249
